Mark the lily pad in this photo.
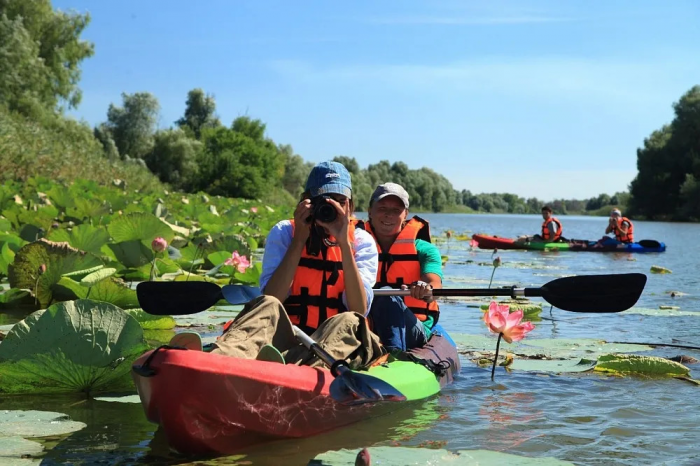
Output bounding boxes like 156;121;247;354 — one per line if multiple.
0;300;148;394
8;239;103;308
0;410;86;437
0;436;43;459
650;265;672;274
47;224;111;256
55;277;139;309
93;394;142;403
310;446;574;465
510;358;597;373
622;307;700;317
0;242;16;276
173;309;241;327
595;354;690;376
80;268;117;287
0;289;33;309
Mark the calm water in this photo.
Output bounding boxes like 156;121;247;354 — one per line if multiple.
2;214;699;465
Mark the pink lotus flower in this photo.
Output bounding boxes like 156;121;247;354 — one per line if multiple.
250;207;258;213
469;238;478;248
224;250;251;273
483;301;535;344
151;237;168;253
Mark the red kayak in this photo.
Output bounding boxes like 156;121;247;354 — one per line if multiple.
472;234;517;250
131;331;459;456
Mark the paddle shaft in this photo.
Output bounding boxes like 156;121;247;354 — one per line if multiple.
292;325;337;368
374;288;539;298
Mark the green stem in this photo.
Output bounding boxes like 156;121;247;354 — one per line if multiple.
491;333;502;381
149;256;157;282
86;287;92;299
187;246;202;282
488;266;497;288
34;277;40;306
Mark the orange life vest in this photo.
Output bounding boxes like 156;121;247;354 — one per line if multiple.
614;217;634;243
282;220;355;335
542;217;563;241
356;217;439;324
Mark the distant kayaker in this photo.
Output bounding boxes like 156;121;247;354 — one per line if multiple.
211;161;384;368
532;205;563;242
604;208;634;243
355;182;443;351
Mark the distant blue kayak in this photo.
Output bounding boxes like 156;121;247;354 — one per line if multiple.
566;238;666;253
474;235;666;253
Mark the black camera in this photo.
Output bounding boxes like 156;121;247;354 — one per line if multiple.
308;195;337;223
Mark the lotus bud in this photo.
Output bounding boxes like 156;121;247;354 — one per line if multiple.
250;207;258;214
355;448;371;466
151;237;168;253
38;264;47;275
51;222;59;229
493;256;501;268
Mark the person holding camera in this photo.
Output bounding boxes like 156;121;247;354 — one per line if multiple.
604;208;634;243
356;183;443;352
211;161;383;369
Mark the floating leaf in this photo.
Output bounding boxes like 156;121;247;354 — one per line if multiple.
0;300;148;394
62;265;105;281
311;446;574;465
622;307;700;317
93;394;142;403
0;410;86;437
8;239;103;308
650;265;672;274
595;354;690;376
0;436;43;459
510;358;597;373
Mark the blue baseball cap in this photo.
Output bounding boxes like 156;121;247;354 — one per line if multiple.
305;161;352;198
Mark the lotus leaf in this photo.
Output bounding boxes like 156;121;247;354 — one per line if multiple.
46;185;74;211
0;217;11;232
0;289;33;309
312;446;574;465
8;239;104;308
107;212;174;245
125;309;176;330
48;224;111;255
80;268;117;287
55;277;140;309
19;224;44;243
594;354;690;376
0;300;148;394
0;242;15;276
66;197;110;221
62;265;105;281
0;410;86;437
108;240;153;268
0;436;43;459
94;394;142;403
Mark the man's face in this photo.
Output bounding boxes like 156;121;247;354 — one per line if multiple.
369;196;407;237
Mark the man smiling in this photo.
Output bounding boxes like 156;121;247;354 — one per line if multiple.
357;183;443;351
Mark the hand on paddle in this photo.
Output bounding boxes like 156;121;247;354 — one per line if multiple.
402;280;434;303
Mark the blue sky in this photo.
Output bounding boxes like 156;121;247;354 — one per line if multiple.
55;0;700;200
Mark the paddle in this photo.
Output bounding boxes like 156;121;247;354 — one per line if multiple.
373;273;647;313
136;281;406;406
638;239;662;248
202;273;645;315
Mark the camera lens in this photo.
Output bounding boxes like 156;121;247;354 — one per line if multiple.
315;203;337;223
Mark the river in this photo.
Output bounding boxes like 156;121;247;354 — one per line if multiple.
2;213;698;465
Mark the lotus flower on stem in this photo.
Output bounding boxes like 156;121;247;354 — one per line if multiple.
149;237;168;281
250;207;258;214
225;251;251;274
488;254;501;288
469;238;478;249
483;301;535;380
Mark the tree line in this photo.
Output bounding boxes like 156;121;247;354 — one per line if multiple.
5;0;692;218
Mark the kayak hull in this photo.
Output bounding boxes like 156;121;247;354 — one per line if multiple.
473;234;666;253
131;329;459;456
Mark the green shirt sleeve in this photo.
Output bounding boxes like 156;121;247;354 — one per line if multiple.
415;239;444;279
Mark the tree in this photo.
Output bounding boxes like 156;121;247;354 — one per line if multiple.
104;92;160;160
175;88;220;139
231;116;266;141
144;129;202;191
281;144;314;198
0;0;93;115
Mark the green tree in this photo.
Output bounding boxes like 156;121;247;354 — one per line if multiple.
0;0;93;115
144;129;202;190
176;88;220;139
104;92;160;160
281;144;314;198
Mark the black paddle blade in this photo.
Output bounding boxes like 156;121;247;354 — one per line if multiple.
329;366;407;406
638;239;662;249
528;273;647;313
221;284;262;305
136;281;223;315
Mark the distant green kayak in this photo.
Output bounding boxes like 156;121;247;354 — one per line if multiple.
473;234;666;253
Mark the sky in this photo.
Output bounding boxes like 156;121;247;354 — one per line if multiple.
53;0;700;200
